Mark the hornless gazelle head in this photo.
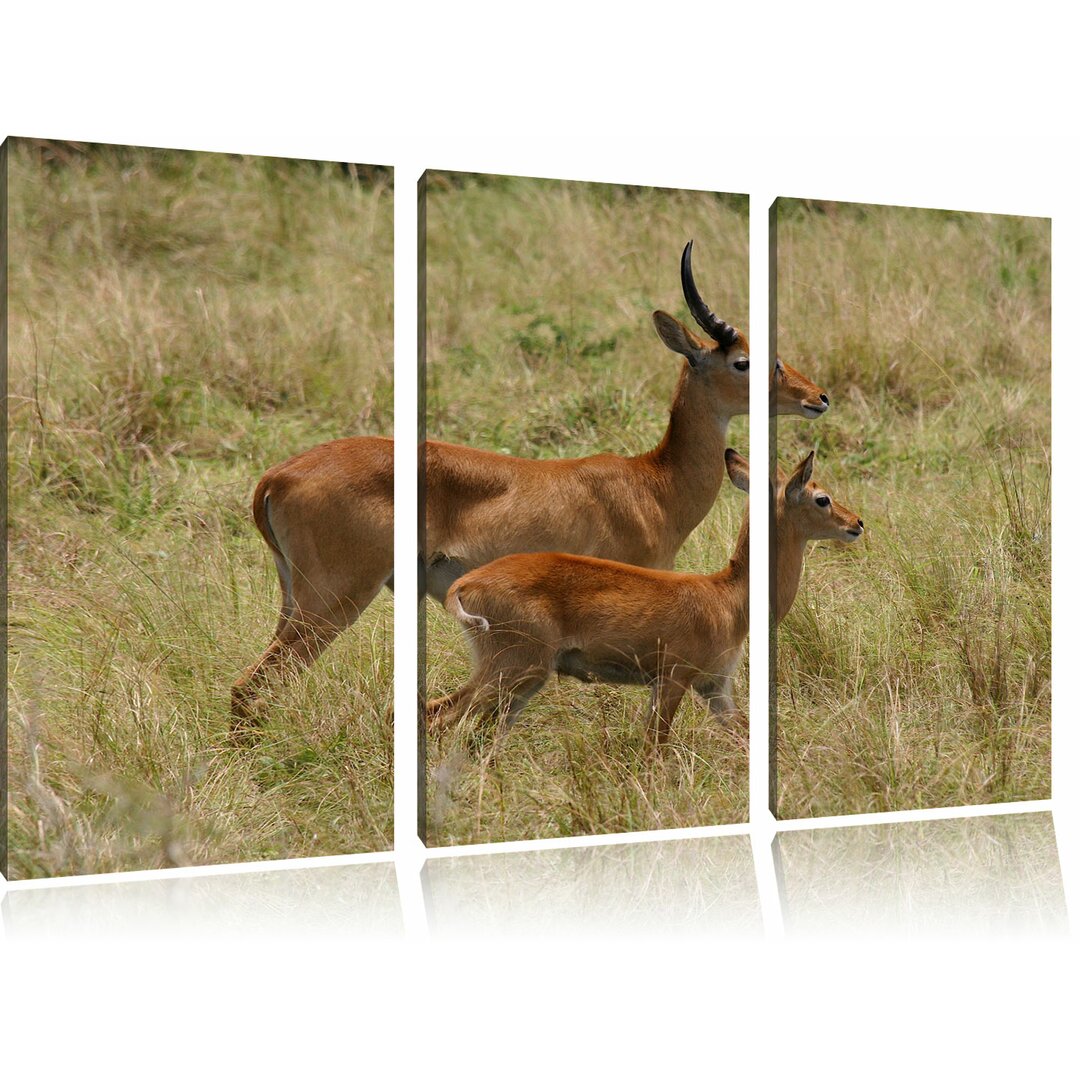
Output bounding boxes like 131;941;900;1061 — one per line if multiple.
778;451;864;542
651;241;750;419
772;356;831;419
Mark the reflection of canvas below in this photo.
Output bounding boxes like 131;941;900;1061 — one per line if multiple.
424;835;760;938
2;861;402;939
422;172;752;845
775;813;1066;936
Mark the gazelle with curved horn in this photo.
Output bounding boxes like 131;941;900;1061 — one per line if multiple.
680;239;829;420
771;450;864;622
231;243;829;727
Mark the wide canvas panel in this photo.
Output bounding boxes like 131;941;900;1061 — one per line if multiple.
420;171;751;845
3;140;394;878
770;199;1051;819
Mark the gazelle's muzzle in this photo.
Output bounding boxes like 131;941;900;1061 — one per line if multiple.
801;393;830;418
843;518;864;541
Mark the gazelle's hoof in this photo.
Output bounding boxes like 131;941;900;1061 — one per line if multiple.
425;695;457;734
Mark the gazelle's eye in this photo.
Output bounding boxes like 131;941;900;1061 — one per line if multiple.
815;494;830;508
733;358;749;372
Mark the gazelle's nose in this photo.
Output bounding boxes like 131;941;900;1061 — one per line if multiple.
819;393;829;407
857;519;864;529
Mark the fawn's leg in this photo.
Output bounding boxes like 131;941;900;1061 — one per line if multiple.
646;674;689;750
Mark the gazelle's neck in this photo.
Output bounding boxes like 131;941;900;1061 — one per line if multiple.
649;364;733;531
709;508;750;622
771;508;808;623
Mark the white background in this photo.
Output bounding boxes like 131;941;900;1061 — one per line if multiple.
2;4;1077;1074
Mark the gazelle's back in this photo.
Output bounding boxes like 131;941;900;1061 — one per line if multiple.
450;552;740;665
426;442;673;573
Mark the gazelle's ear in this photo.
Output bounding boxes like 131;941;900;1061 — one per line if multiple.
724;448;750;493
653;311;709;368
784;450;815;502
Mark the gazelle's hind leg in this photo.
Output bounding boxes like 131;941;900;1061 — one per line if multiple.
425;685;470;724
427;668;549;734
427;627;551;740
230;566;390;737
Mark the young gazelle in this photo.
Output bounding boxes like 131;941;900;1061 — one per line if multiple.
427;449;753;747
231;243;828;726
428;451;864;747
771;450;864;622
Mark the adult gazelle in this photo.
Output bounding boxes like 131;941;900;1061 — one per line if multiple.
231;243;830;729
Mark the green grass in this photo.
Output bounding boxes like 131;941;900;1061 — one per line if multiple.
773;200;1050;818
423;173;749;845
6;140;393;877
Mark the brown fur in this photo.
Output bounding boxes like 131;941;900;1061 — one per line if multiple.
772;357;830;418
425;317;828;595
230;437;394;728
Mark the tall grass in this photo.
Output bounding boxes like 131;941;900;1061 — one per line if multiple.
773;201;1050;818
6;140;394;877
424;173;749;845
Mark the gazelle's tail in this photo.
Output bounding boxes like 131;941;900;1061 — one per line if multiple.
448;588;490;633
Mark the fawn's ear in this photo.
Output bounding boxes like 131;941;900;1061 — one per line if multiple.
725;448;750;493
653;310;710;368
784;450;815;502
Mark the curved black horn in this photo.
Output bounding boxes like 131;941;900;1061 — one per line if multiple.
681;240;738;349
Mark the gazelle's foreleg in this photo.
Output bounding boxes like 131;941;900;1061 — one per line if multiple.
699;655;747;732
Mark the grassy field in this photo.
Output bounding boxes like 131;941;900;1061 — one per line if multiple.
423;173;750;845
773;200;1051;818
5;140;394;878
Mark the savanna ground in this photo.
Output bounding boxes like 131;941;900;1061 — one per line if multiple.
5;140;393;878
423;172;749;845
773;200;1050;818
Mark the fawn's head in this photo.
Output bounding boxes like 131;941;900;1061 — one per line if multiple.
777;451;863;542
652;241;750;421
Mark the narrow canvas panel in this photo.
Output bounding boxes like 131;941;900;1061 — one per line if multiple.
770;199;1050;819
420;170;751;845
3;139;394;878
